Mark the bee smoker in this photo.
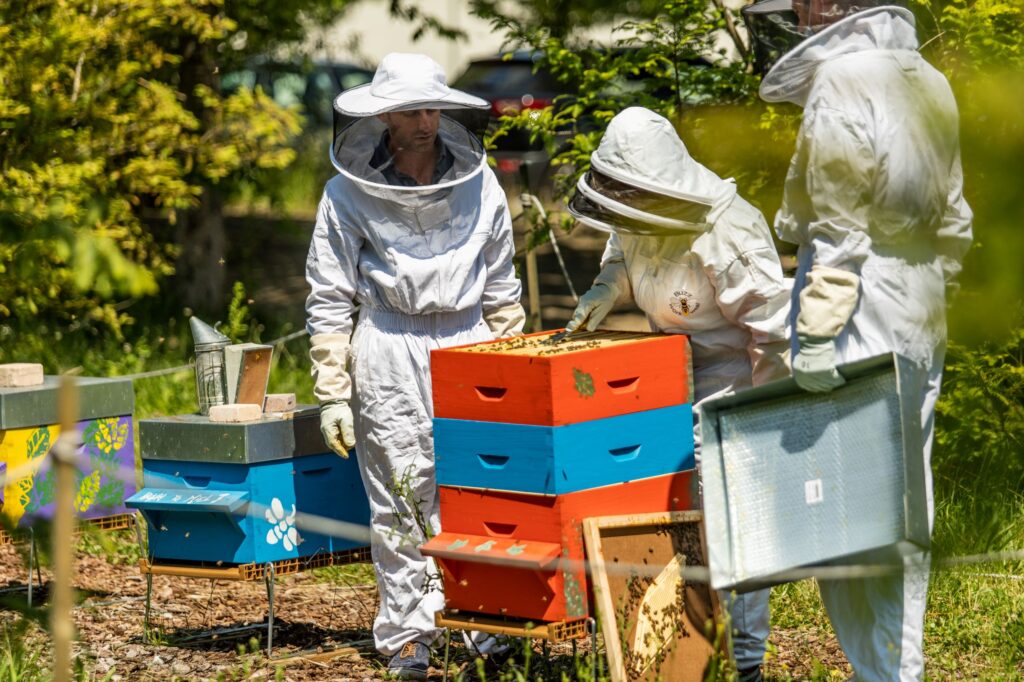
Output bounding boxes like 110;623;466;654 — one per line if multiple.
189;317;231;415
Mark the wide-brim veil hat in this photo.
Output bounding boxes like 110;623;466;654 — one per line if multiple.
334;52;488;117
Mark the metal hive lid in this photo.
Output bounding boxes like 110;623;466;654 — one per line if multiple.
139;406;330;464
0;376;135;429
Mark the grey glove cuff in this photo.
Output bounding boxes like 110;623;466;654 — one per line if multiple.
309;333;352;404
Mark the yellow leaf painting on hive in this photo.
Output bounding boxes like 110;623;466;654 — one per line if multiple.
0;425;59;525
75;470;101;512
94;418;128;455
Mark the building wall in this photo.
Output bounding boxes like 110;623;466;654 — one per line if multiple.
309;0;505;78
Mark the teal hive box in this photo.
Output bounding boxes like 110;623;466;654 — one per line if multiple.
127;406;369;565
0;376;135;526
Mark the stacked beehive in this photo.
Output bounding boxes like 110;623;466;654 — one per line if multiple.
127;406;370;565
423;329;698;623
0;371;136;531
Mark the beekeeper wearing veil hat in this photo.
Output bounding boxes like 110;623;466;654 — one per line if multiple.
305;52;525;680
742;0;973;678
565;106;792;682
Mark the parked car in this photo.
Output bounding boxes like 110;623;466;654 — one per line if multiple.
452;50;713;195
221;59;374;130
451;51;576;192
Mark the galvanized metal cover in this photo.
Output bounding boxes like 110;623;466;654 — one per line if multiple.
139;406;330;463
0;376;135;430
700;353;929;593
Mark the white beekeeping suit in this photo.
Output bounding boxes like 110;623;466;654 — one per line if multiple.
305;53;524;677
566;106;791;680
752;4;973;679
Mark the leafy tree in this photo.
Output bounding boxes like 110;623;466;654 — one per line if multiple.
480;0;764;211
0;0;301;335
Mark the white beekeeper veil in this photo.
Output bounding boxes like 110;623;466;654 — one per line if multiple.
567;107;736;236
330;53;491;200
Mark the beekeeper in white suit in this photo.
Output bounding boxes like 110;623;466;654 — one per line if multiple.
744;0;973;678
305;52;524;680
565;106;791;682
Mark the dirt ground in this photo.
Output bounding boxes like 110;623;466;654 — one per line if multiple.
0;534;851;681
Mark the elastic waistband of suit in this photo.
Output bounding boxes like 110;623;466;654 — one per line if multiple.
359;305;483;333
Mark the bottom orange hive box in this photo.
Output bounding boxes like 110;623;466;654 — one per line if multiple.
422;470;696;622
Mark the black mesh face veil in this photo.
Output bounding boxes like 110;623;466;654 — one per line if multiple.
567;191;671;236
742;0;807;75
585;169;713;225
743;0;899;73
329;110;488;199
565;163;715;235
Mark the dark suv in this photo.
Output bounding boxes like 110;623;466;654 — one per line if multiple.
452;50;713;195
451;51;575;192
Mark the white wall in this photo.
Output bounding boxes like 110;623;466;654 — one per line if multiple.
308;0;506;79
305;0;750;78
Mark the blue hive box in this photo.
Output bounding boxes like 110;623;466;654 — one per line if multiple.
434;403;694;494
127;406;369;565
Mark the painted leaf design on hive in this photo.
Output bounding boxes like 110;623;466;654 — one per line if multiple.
27;427;51;462
95;418;129;455
75;471;101;512
572;368;595;398
18;427;52;512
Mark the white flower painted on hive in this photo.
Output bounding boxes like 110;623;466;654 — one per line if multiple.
264;497;299;551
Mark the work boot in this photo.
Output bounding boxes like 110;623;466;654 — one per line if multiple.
737;663;764;682
388;641;430;680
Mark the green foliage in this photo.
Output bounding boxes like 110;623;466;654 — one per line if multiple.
934;327;1024;492
0;0;302;335
482;0;760;203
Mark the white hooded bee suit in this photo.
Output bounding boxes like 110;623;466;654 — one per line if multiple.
761;7;973;680
571;107;792;670
305;109;522;654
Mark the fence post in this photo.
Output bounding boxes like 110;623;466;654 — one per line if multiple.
51;375;78;681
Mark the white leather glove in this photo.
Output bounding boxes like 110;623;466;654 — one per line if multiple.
319;400;355;457
566;259;630;333
566;282;619;333
793;337;845;393
484;302;527;338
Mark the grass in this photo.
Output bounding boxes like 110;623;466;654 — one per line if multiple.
2;305;1023;679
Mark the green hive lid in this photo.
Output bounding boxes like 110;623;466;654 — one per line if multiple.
0;376;135;430
139;405;329;464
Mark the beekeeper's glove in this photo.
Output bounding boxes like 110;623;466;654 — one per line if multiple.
565;261;628;333
310;333;355;458
319;400;356;456
485;302;527;338
793;337;845;393
792;264;860;393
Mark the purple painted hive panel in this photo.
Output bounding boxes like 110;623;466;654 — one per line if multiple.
0;416;135;525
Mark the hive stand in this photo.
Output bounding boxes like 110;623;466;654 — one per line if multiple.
435;610;599;682
137;540;370;658
0;513;136;607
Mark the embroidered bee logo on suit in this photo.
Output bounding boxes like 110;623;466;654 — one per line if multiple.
669;290;700;317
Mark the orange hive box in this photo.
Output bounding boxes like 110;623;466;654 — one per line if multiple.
430;329;691;426
421;469;697;622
